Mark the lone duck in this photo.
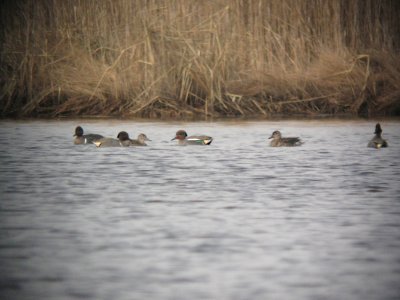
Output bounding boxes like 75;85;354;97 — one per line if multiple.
73;126;103;145
171;130;213;145
367;123;388;148
268;130;303;147
129;133;151;146
93;131;134;147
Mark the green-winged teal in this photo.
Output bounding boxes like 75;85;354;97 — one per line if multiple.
171;130;213;145
93;131;133;147
130;133;151;146
367;123;388;148
73;126;104;145
268;130;303;147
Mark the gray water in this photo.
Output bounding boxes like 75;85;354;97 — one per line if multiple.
0;119;399;300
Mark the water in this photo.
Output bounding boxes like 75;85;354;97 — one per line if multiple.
0;119;399;300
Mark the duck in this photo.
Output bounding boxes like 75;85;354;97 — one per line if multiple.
367;123;388;148
93;131;133;147
129;133;151;146
171;130;213;145
73;126;104;145
268;130;303;147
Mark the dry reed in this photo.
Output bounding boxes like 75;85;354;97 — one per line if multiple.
1;0;399;118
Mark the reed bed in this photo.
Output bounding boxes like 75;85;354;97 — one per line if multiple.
1;0;399;118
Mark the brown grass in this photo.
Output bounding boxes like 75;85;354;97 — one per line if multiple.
1;0;400;119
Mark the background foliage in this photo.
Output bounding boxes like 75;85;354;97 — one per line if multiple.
1;0;399;118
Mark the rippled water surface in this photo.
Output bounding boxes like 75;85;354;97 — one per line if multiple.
1;119;400;300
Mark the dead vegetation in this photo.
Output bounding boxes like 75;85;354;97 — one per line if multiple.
1;0;400;119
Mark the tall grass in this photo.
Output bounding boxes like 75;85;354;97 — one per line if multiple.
1;0;400;118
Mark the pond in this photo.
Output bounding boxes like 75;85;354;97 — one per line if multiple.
0;119;399;300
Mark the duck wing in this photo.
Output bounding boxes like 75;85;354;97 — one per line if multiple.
282;137;303;146
85;134;104;143
187;135;213;145
93;138;121;147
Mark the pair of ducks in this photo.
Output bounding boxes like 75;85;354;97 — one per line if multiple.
74;123;388;148
268;123;388;148
268;123;389;148
73;126;151;147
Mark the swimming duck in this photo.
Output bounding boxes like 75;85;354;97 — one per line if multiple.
73;126;104;145
93;131;133;147
367;123;388;148
129;133;151;146
268;130;303;147
171;130;213;145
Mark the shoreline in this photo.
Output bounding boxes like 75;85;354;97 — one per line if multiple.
2;113;399;123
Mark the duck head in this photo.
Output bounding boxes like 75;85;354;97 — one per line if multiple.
117;131;130;141
171;130;188;141
268;130;282;140
74;126;84;137
138;133;151;142
374;123;383;135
